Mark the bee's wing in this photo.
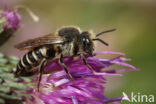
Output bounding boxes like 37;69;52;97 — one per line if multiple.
14;33;64;50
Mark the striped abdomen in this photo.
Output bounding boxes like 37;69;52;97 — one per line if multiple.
15;45;60;77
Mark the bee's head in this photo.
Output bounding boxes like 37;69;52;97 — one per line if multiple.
78;28;116;56
78;31;94;56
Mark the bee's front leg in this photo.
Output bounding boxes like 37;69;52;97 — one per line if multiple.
59;54;74;81
37;58;47;92
80;54;94;74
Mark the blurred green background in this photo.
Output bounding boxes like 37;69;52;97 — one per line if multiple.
0;0;156;103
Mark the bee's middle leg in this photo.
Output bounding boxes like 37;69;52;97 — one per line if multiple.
80;54;94;74
59;54;74;81
37;58;47;92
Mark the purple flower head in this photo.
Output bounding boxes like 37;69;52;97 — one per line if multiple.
0;8;22;46
1;9;21;30
25;51;138;104
0;6;38;46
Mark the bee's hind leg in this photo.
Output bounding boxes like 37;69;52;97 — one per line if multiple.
37;58;47;92
80;54;94;74
59;54;74;82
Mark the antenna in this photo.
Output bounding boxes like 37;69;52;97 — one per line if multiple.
96;28;116;37
92;38;109;46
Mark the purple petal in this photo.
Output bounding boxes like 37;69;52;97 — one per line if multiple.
24;51;137;104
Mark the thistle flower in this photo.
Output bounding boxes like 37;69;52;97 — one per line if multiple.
24;51;138;104
1;9;21;30
0;8;21;46
0;6;39;46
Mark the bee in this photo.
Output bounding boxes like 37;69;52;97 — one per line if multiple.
14;26;116;91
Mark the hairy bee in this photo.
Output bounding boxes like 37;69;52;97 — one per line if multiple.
14;26;116;91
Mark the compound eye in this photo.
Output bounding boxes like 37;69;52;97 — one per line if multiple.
82;37;90;45
86;39;90;43
82;38;86;42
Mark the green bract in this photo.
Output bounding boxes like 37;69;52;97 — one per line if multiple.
0;53;33;104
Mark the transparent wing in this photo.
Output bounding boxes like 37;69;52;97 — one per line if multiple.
14;33;64;50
